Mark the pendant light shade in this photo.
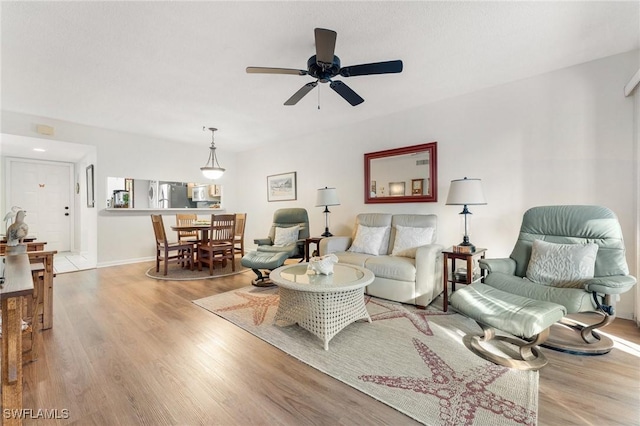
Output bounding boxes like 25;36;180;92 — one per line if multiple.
201;127;225;179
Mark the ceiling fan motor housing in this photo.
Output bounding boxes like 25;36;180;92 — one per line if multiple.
307;55;341;83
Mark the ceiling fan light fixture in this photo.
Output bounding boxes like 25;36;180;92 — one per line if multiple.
246;28;403;107
200;127;225;180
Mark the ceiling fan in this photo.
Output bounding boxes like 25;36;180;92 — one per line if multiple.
246;28;403;107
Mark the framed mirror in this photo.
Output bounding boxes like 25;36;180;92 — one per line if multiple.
364;142;437;204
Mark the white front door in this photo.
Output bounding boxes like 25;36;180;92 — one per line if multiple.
7;159;73;252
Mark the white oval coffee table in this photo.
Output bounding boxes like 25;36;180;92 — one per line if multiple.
270;263;374;350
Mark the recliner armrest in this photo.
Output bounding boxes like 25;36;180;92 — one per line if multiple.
319;236;352;255
480;258;517;275
584;275;637;294
254;238;272;246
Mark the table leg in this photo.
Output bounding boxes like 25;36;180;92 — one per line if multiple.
443;254;449;312
2;296;24;425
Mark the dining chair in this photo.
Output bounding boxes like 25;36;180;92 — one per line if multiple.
175;213;199;243
234;213;247;256
198;214;236;274
151;214;195;276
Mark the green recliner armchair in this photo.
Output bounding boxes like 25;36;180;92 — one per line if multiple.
241;208;309;286
480;205;636;354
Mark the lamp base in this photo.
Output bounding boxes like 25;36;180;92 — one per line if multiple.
321;229;333;237
458;236;476;252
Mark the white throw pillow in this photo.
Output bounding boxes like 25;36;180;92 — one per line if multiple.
391;225;435;258
526;239;599;288
348;224;389;255
273;225;300;247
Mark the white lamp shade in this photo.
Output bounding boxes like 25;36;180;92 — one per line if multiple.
201;167;225;180
446;178;487;205
316;187;340;206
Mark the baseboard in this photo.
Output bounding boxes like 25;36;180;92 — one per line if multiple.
97;256;154;268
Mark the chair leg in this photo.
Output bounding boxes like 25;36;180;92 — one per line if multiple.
251;269;275;287
464;322;549;370
163;248;169;276
156;249;160;272
542;294;616;355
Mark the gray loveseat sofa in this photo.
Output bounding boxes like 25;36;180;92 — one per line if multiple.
319;213;443;308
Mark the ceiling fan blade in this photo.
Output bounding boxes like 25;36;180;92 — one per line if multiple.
329;80;364;106
284;82;318;105
246;67;307;76
339;60;403;77
314;28;337;65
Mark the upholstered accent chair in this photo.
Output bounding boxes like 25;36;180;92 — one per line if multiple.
480;205;636;354
254;208;309;258
241;208;309;286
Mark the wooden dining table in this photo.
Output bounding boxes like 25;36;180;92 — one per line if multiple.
170;222;211;244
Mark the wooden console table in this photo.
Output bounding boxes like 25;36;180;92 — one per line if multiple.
0;241;47;255
1;249;56;425
27;250;57;330
2;253;33;425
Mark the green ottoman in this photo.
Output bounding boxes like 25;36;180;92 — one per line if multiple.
241;251;291;287
450;283;567;370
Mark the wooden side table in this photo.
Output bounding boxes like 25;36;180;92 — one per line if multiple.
442;247;487;312
304;237;324;261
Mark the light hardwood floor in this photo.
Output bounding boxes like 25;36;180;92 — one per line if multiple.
20;262;640;425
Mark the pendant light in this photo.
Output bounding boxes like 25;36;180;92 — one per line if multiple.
200;127;225;179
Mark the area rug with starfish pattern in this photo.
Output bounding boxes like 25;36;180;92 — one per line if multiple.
193;286;538;426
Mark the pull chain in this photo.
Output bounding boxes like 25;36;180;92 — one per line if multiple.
317;84;321;110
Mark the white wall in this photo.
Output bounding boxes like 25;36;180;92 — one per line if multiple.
2;50;637;319
75;151;98;264
0;113;239;265
236;50;639;320
633;65;640;326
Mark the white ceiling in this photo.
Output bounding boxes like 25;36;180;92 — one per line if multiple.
1;1;638;153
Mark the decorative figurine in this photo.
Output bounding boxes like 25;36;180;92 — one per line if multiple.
308;253;339;275
6;210;29;247
3;205;22;234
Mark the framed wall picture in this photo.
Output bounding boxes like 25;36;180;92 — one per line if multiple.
267;172;297;202
411;178;424;195
389;182;406;196
86;164;95;208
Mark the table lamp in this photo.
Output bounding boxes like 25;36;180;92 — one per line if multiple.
445;177;487;252
316;187;340;237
